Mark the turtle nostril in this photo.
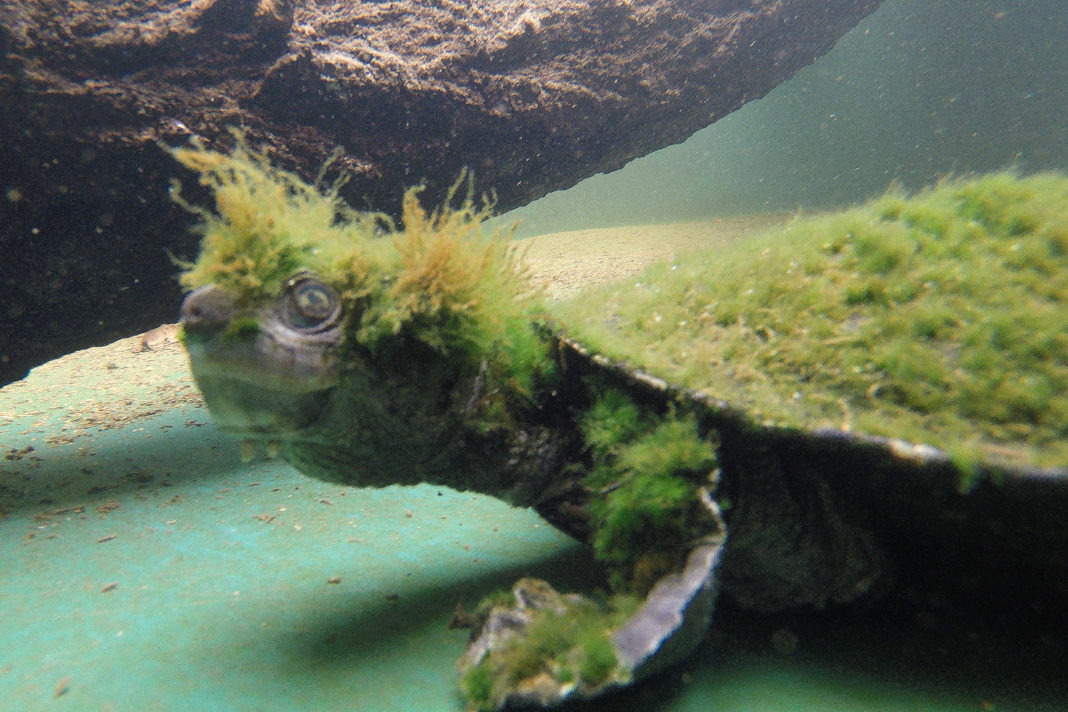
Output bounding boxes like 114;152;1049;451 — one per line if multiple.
179;285;234;334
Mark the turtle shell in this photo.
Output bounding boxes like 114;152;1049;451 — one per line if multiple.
547;171;1068;602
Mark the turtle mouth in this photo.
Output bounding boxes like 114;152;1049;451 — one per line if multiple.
190;370;333;461
185;362;335;463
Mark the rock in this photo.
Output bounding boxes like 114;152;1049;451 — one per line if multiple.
0;0;881;386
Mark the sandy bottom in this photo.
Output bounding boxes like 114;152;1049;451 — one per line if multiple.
520;215;789;299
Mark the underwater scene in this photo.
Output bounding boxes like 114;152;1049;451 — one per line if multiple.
1;1;1066;711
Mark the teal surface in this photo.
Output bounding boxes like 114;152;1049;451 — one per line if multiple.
0;343;581;711
1;342;1065;712
0;407;580;711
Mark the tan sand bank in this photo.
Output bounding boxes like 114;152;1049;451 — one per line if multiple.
519;215;790;299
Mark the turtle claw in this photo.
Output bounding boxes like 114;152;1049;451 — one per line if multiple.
458;491;726;711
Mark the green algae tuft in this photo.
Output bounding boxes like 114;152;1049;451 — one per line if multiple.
553;171;1068;472
582;389;717;591
170;136;391;304
461;583;641;711
460;663;495;711
171;135;548;415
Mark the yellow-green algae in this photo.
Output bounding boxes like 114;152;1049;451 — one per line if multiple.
553;171;1068;471
462;583;642;711
170;137;547;402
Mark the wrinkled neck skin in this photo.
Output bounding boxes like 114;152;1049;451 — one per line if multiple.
280;337;583;511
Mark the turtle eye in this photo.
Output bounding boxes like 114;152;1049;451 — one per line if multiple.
284;275;340;331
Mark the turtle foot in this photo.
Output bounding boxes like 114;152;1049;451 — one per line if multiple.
457;578;636;710
458;493;725;711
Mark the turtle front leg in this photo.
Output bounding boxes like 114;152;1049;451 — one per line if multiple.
458;489;725;710
458;397;727;710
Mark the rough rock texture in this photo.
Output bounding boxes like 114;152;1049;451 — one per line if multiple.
0;0;881;386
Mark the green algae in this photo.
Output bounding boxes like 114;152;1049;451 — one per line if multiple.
170;138;391;303
170;136;548;416
460;663;495;710
220;315;260;342
581;389;718;591
458;391;715;710
553;171;1068;470
462;585;642;711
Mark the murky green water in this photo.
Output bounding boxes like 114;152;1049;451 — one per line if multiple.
503;0;1068;236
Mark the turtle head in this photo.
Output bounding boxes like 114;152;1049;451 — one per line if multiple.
171;137;546;477
179;272;344;443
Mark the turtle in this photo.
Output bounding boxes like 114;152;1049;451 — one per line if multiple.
172;138;1068;711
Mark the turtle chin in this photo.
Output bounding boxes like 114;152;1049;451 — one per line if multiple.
184;345;338;462
182;324;340;446
190;369;333;438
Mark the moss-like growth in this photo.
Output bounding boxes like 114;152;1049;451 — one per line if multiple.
171;137;391;303
170;135;548;410
458;390;714;708
576;630;619;685
582;389;647;458
554;171;1068;471
462;587;640;711
476;589;517;612
582;390;717;591
220;315;260;342
460;663;494;710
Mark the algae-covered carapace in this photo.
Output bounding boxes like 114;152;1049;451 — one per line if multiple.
554;171;1068;474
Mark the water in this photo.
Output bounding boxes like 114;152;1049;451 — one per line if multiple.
502;0;1068;236
3;1;1067;710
